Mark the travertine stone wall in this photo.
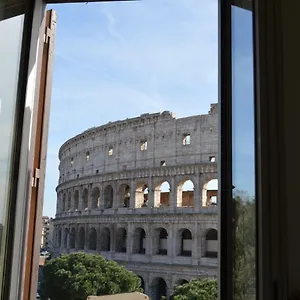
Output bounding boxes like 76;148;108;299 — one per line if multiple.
57;104;218;184
53;104;218;299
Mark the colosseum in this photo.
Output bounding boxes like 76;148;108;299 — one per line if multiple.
52;103;218;300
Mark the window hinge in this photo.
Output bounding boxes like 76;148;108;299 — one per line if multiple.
32;168;41;187
44;27;51;44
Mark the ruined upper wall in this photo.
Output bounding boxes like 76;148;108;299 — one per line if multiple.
58;104;218;182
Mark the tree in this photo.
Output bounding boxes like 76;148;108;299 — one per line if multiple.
39;252;142;300
233;190;256;300
170;278;217;300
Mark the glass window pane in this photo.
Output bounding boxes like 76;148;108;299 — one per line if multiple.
0;13;24;292
231;4;256;300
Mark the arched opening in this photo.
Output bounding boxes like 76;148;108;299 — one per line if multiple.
63;228;69;248
202;179;218;206
176;229;192;256
100;227;110;251
74;190;79;211
154;181;170;208
78;227;85;250
104;185;113;208
175;279;188;286
82;189;89;210
58;228;62;247
118;184;130;207
62;194;66;211
88;227;97;250
153;228;168;255
91;187;100;209
115;227;127;253
205;229;218;257
177;179;194;207
138;276;145;293
151;277;167;300
70;227;76;249
132;227;146;254
135;183;148;208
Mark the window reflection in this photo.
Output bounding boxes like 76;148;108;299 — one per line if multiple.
0;13;24;294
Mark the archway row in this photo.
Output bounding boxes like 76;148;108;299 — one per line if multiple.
59;178;218;212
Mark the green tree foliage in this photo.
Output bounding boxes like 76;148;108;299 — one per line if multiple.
170;278;217;300
233;190;256;300
39;252;142;300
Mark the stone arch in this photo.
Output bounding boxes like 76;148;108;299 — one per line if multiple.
202;178;218;206
132;227;146;254
153;227;168;255
78;227;85;250
175;279;189;286
88;227;97;250
205;228;218;257
82;188;89;210
118;184;130;208
151;277;167;300
70;227;76;249
74;190;79;210
100;227;111;251
115;227;127;253
154;180;170;208
63;228;69;248
62;193;66;212
176;228;192;257
135;182;148;208
177;179;194;207
67;191;71;211
104;185;114;208
91;187;100;209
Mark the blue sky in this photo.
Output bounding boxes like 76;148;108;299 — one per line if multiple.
43;0;254;217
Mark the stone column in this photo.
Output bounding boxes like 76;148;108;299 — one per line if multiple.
192;224;200;265
130;179;136;208
144;281;150;299
112;181;118;209
111;224;116;252
75;224;79;250
170;177;176;211
79;186;83;211
99;184;104;210
84;224;89;250
168;225;174;259
193;174;201;212
127;224;132;261
146;224;152;256
56;193;60;214
71;189;75;211
97;225;101;251
88;187;93;210
67;225;70;250
147;177;154;208
60;226;63;249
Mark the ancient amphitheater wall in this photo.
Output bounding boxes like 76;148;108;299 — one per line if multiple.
57;105;218;185
53;105;218;299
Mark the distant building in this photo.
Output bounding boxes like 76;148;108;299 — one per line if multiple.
48;218;54;251
41;216;52;250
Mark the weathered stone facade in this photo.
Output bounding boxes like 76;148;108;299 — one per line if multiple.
53;104;218;299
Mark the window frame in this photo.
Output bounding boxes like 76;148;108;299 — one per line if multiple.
1;0;287;298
